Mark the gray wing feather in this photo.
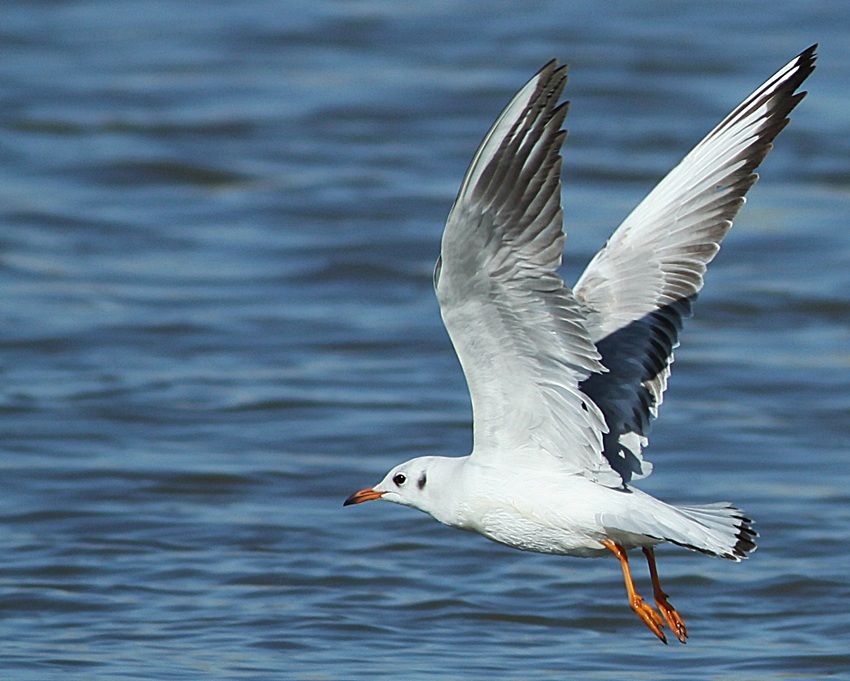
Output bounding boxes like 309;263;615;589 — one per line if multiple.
437;61;620;485
574;45;817;482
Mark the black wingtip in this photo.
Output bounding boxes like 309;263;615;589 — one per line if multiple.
780;45;817;108
535;58;560;80
795;43;818;76
536;58;568;83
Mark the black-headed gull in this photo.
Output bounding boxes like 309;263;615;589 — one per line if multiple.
345;45;816;644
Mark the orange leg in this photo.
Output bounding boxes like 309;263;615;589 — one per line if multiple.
642;547;688;644
602;540;667;644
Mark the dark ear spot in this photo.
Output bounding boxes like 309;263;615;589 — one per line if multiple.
417;472;427;490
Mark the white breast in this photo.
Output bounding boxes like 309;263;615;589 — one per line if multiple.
452;462;616;557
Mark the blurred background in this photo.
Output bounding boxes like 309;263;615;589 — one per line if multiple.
1;1;848;679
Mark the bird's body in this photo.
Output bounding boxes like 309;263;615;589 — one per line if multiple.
373;455;749;560
386;456;622;556
345;46;816;644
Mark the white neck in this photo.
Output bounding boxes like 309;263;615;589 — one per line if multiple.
420;455;470;527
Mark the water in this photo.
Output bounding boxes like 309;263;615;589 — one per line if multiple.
1;1;848;679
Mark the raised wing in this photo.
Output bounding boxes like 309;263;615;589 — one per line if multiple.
435;61;621;485
574;45;817;482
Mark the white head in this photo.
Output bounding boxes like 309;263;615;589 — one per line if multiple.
344;456;462;521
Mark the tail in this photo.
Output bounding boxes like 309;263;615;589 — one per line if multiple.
667;502;757;561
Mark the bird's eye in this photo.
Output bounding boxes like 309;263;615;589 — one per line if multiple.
393;473;406;486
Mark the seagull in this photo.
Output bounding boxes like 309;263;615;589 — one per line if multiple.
344;46;816;644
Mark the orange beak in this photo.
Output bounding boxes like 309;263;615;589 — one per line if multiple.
343;487;385;506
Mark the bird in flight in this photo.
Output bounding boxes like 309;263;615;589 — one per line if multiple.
345;45;816;644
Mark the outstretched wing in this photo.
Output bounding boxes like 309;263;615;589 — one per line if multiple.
435;61;621;485
574;45;817;482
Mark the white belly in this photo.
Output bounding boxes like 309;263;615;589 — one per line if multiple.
473;506;609;556
450;466;621;557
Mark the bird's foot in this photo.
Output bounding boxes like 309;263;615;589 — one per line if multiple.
630;594;667;644
654;592;688;644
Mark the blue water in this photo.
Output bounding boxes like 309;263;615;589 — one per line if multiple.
1;1;849;679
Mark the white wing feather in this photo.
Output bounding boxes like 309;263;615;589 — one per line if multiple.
574;46;816;482
436;61;620;485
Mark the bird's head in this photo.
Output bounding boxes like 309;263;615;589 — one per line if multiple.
343;456;460;517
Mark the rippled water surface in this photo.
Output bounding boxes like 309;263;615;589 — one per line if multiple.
2;2;849;679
